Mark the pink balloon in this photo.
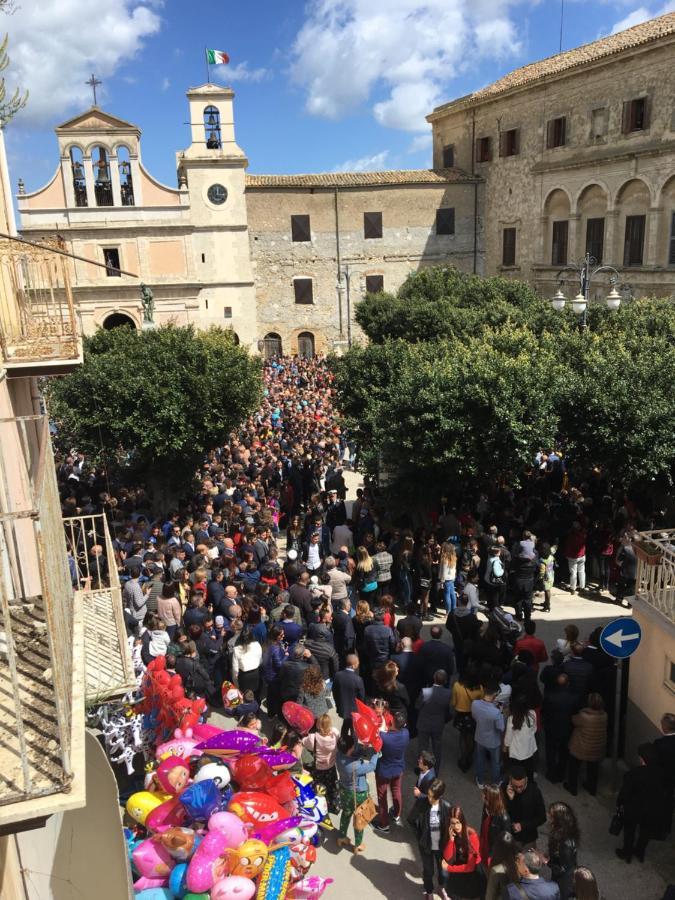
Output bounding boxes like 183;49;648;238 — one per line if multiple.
132;838;175;878
208;811;251;848
145;796;187;833
211;875;257;900
186;829;229;893
287;877;334;900
133;875;170;891
192;722;223;742
253;815;303;846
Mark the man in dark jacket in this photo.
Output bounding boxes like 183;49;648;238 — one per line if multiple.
505;765;547;846
364;609;396;668
289;571;314;622
304;627;339;680
504;849;560;899
332;653;365;738
542;673;577;783
563;643;594;703
391;637;424;705
416;670;452;772
417;625;454;686
176;640;214;699
332;598;355;664
373;711;410;833
279;644;317;703
396;603;423;642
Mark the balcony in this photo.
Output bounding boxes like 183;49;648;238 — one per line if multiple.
0;239;82;376
634;529;675;624
0;414;85;830
63;514;135;703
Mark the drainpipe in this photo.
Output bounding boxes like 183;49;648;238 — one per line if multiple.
471;108;478;275
334;187;343;338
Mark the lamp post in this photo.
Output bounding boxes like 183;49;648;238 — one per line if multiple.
551;251;627;327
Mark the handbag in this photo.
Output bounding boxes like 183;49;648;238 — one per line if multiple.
419;577;431;589
609;806;624;836
352;768;377;831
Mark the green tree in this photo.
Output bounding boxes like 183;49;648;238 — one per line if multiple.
46;325;262;494
337;267;675;504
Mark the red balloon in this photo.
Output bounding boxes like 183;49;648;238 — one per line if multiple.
282;702;315;735
264;771;297;806
355;699;379;725
230;754;273;790
228;791;290;827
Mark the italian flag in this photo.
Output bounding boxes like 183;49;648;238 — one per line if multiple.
206;49;230;65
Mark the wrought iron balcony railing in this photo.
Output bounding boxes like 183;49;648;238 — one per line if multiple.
63;513;135;703
0;414;82;812
0;239;81;370
634;529;675;624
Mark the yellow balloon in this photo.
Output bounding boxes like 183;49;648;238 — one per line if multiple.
126;790;163;825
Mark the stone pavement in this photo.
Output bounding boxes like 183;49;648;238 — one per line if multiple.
214;469;674;899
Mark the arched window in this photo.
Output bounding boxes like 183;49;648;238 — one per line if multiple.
263;332;282;358
204;106;221;149
102;312;136;330
92;146;113;206
117;145;134;206
70;147;87;207
298;331;315;358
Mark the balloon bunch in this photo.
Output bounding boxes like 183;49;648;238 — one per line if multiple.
124;669;334;900
136;657;208;741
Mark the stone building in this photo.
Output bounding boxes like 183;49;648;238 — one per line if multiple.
18;85;256;345
427;11;675;301
246;170;481;355
17;84;481;353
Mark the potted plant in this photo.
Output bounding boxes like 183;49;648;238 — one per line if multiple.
633;538;663;566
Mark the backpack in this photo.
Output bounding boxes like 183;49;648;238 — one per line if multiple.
486;556;505;585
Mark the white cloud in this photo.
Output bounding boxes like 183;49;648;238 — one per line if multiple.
291;0;524;132
610;1;675;33
332;149;390;172
215;62;268;83
408;132;432;153
161;76;170;91
3;0;161;125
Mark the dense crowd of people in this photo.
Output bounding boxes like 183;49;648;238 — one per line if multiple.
56;355;675;900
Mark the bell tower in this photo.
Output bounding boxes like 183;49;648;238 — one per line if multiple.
177;83;256;347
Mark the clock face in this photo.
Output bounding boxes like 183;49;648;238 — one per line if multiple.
207;183;228;205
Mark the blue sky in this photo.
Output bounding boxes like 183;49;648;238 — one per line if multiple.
3;0;674;194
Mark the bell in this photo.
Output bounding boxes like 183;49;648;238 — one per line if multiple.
207;112;217;127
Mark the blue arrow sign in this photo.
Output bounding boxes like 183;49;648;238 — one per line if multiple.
600;617;642;659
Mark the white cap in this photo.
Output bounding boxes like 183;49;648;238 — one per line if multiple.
287;549;298;560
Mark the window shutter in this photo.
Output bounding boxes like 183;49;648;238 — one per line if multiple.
499;132;506;157
560;116;566;146
475;138;481;163
291;215;311;242
622;100;631;134
486;138;492;161
364;211;383;239
546;120;554;149
642;96;650;129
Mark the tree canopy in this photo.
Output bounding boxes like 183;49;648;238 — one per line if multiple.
335;266;675;504
46;324;262;492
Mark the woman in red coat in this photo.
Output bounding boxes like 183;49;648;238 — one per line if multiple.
442;804;482;898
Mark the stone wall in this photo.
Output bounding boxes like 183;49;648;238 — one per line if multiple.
246;181;483;353
430;38;675;300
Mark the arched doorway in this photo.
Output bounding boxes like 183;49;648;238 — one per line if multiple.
298;331;315;358
263;332;282;358
102;312;136;330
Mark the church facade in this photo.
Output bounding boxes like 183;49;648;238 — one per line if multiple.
17;84;482;353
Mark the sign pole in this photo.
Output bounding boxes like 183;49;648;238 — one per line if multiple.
612;658;623;789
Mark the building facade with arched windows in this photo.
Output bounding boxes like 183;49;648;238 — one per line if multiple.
427;12;675;301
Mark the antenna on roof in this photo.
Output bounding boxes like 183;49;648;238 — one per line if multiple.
559;0;564;52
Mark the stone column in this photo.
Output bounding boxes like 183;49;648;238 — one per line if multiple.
646;206;662;266
130;156;142;206
61;157;76;208
568;214;581;262
83;156;96;208
604;210;619;266
109;154;122;206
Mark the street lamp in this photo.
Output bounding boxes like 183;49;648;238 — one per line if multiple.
551;251;628;328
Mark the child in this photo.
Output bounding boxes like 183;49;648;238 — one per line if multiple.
302;713;340;813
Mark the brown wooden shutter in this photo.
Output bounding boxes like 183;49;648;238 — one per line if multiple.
622;100;632;133
546;120;554;149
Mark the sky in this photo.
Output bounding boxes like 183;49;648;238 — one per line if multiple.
2;0;675;194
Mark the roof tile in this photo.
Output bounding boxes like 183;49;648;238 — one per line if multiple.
245;168;475;189
429;11;675;117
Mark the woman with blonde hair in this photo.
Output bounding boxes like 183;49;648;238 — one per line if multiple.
439;542;458;613
302;712;340;813
355;546;378;601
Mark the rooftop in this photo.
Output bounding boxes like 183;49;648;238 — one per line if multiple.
428;11;675;118
245;168;476;189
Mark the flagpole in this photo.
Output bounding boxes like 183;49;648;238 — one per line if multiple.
204;47;211;84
